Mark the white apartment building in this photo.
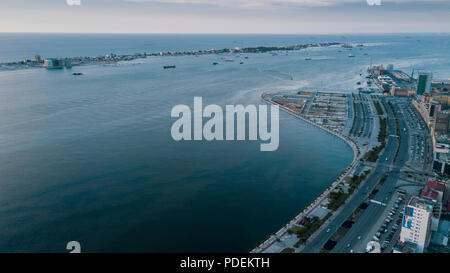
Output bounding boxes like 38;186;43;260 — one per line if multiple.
399;197;434;253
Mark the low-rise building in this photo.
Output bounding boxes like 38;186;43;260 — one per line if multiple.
393;241;418;253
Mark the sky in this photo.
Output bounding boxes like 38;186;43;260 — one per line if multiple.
0;0;449;34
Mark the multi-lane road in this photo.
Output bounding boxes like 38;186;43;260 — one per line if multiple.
331;97;411;253
301;96;415;253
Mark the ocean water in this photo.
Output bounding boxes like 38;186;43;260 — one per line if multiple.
0;33;449;252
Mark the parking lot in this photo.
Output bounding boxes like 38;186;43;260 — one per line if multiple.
370;194;405;252
395;100;432;172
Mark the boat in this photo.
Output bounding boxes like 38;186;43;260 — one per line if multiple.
240;62;244;64
72;72;83;76
163;65;176;69
357;81;361;85
348;53;355;58
305;57;312;61
213;62;219;65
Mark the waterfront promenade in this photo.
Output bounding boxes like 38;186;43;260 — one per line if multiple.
252;93;360;253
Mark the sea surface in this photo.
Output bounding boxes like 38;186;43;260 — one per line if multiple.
0;33;449;252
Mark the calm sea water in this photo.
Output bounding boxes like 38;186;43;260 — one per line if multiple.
0;34;449;252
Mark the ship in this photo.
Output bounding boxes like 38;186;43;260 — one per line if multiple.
163;65;176;69
72;72;83;76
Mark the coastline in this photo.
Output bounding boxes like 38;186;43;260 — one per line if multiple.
251;93;360;253
0;42;340;72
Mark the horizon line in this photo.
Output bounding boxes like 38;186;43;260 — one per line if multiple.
1;31;450;35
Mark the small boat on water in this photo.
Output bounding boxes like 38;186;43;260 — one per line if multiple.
240;62;244;64
163;65;176;69
72;72;83;76
357;81;361;85
348;53;355;58
213;62;219;65
305;57;312;61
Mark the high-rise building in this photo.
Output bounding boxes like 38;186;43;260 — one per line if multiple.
417;72;433;95
434;110;450;134
400;197;434;253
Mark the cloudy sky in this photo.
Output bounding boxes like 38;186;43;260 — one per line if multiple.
0;0;449;33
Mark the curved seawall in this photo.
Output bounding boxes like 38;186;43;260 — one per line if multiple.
252;94;359;253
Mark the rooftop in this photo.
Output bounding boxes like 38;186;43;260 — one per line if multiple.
426;180;446;193
407;196;434;212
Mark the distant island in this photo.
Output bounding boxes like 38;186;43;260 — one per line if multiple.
0;42;340;71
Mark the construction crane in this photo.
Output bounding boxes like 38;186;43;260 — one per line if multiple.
411;68;424;79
